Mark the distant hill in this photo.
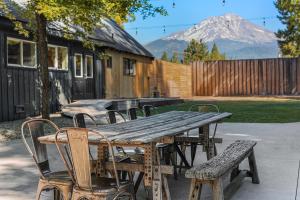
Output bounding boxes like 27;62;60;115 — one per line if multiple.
145;13;279;59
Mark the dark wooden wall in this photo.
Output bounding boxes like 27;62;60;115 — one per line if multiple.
0;19;104;122
192;57;300;96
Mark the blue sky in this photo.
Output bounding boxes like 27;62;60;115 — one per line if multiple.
124;0;283;45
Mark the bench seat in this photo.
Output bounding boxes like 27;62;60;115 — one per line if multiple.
185;140;259;200
185;140;256;180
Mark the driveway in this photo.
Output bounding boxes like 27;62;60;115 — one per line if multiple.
0;122;299;200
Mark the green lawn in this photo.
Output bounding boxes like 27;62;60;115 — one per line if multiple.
154;100;300;123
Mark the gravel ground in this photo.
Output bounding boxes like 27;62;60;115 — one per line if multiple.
0;113;74;142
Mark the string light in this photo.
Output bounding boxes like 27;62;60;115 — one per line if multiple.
127;16;276;31
172;0;176;8
226;20;230;28
263;17;266;26
222;0;226;6
135;28;138;35
163;25;166;33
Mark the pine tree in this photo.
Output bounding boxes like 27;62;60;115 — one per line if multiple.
184;39;209;64
209;43;226;60
275;0;300;57
161;51;169;61
170;52;180;63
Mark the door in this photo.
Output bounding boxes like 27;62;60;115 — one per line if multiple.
72;53;95;100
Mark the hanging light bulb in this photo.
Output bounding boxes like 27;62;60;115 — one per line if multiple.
227;20;230;29
263;17;266;26
222;0;226;6
135;28;138;35
163;25;166;33
172;1;176;8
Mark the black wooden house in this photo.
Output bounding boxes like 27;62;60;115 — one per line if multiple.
0;3;154;122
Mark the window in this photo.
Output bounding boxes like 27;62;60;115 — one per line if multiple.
74;54;83;77
85;55;93;78
7;37;36;67
58;47;68;70
123;58;136;76
48;46;56;68
47;45;68;70
106;56;112;68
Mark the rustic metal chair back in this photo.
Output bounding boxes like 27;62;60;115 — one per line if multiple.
21;118;59;177
106;110;127;154
55;128;120;191
106;110;126;124
142;105;157;117
73;112;97;160
73;112;97;128
127;107;138;120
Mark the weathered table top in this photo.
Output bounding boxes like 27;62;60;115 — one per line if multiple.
39;111;232;145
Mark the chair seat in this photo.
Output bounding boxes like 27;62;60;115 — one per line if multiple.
42;171;73;185
71;176;132;195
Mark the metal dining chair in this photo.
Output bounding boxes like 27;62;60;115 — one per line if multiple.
73;112;97;128
127;107;138;120
55;128;135;200
21;118;73;200
73;112;98;169
142;105;157;117
179;104;221;173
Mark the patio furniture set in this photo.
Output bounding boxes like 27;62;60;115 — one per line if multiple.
21;104;259;200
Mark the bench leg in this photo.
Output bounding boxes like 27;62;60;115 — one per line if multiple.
212;178;224;200
248;151;260;184
188;179;202;200
230;166;240;182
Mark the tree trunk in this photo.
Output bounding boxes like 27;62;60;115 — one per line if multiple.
35;13;50;119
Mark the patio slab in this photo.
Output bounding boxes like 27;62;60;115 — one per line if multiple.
0;122;299;200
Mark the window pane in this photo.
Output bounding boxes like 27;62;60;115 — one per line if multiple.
75;54;82;77
123;58;129;75
107;56;112;68
23;42;36;67
57;47;68;70
48;46;56;68
86;56;93;77
7;39;21;65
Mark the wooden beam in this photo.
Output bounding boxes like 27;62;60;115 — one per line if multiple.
104;162;174;175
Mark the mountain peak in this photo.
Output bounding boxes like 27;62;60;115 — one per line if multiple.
165;13;277;44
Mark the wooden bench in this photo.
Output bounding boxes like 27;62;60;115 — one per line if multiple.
185;140;259;200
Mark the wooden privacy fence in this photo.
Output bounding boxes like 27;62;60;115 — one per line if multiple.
192;57;300;96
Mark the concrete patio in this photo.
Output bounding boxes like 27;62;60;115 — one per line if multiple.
0;122;299;200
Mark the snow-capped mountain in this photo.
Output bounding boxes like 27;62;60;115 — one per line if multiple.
145;13;279;59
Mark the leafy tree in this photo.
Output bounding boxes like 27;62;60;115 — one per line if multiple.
209;43;226;60
275;0;300;57
161;51;169;61
1;0;166;119
184;39;209;64
170;52;180;63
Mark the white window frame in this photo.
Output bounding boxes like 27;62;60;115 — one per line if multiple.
48;44;68;71
123;57;136;76
7;37;37;68
74;53;83;78
85;55;94;78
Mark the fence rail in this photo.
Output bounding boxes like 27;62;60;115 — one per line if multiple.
192;57;300;96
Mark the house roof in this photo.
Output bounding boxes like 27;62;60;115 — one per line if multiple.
92;19;154;58
1;0;154;58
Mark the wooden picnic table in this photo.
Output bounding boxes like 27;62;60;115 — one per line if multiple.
39;111;231;200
